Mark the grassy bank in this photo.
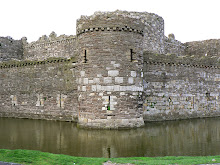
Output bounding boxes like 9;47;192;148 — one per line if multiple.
0;149;219;165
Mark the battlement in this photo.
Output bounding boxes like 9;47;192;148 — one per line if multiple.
76;10;147;37
77;10;162;32
24;32;76;48
78;10;163;22
23;32;77;61
77;10;167;55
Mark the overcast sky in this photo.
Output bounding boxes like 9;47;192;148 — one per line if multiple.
1;0;220;43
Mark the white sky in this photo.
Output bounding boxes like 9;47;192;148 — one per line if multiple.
1;0;220;43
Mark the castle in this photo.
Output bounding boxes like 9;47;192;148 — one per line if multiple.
0;10;219;129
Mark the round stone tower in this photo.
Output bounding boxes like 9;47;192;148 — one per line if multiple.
76;11;145;129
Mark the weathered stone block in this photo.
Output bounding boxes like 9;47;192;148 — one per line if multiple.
131;71;137;77
128;77;134;84
113;85;120;91
83;78;88;84
113;63;120;68
82;86;86;91
120;92;125;96
93;78;100;83
89;80;94;84
97;74;102;77
108;70;119;77
115;77;123;84
104;77;112;83
80;71;85;77
91;85;96;91
96;85;102;91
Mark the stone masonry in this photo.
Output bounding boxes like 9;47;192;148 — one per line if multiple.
0;37;23;61
76;11;145;128
0;10;219;129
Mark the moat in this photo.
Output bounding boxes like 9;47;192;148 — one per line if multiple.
0;117;219;158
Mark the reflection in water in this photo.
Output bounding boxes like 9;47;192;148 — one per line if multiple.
0;117;219;157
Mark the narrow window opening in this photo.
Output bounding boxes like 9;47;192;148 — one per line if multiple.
107;96;110;110
130;49;133;62
84;50;88;63
60;94;62;108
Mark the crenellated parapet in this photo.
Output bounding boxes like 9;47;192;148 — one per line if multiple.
77;10;146;33
23;32;76;61
24;32;75;48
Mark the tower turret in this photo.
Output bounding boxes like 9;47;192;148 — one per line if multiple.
76;11;145;129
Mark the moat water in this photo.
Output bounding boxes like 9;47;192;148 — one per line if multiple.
0;117;219;158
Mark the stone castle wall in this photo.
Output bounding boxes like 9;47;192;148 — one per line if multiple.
143;52;220;121
0;59;78;121
0;37;23;61
0;10;219;129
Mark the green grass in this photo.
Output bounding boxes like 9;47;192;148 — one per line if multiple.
0;149;219;165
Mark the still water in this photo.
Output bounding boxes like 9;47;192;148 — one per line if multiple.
0;117;219;158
